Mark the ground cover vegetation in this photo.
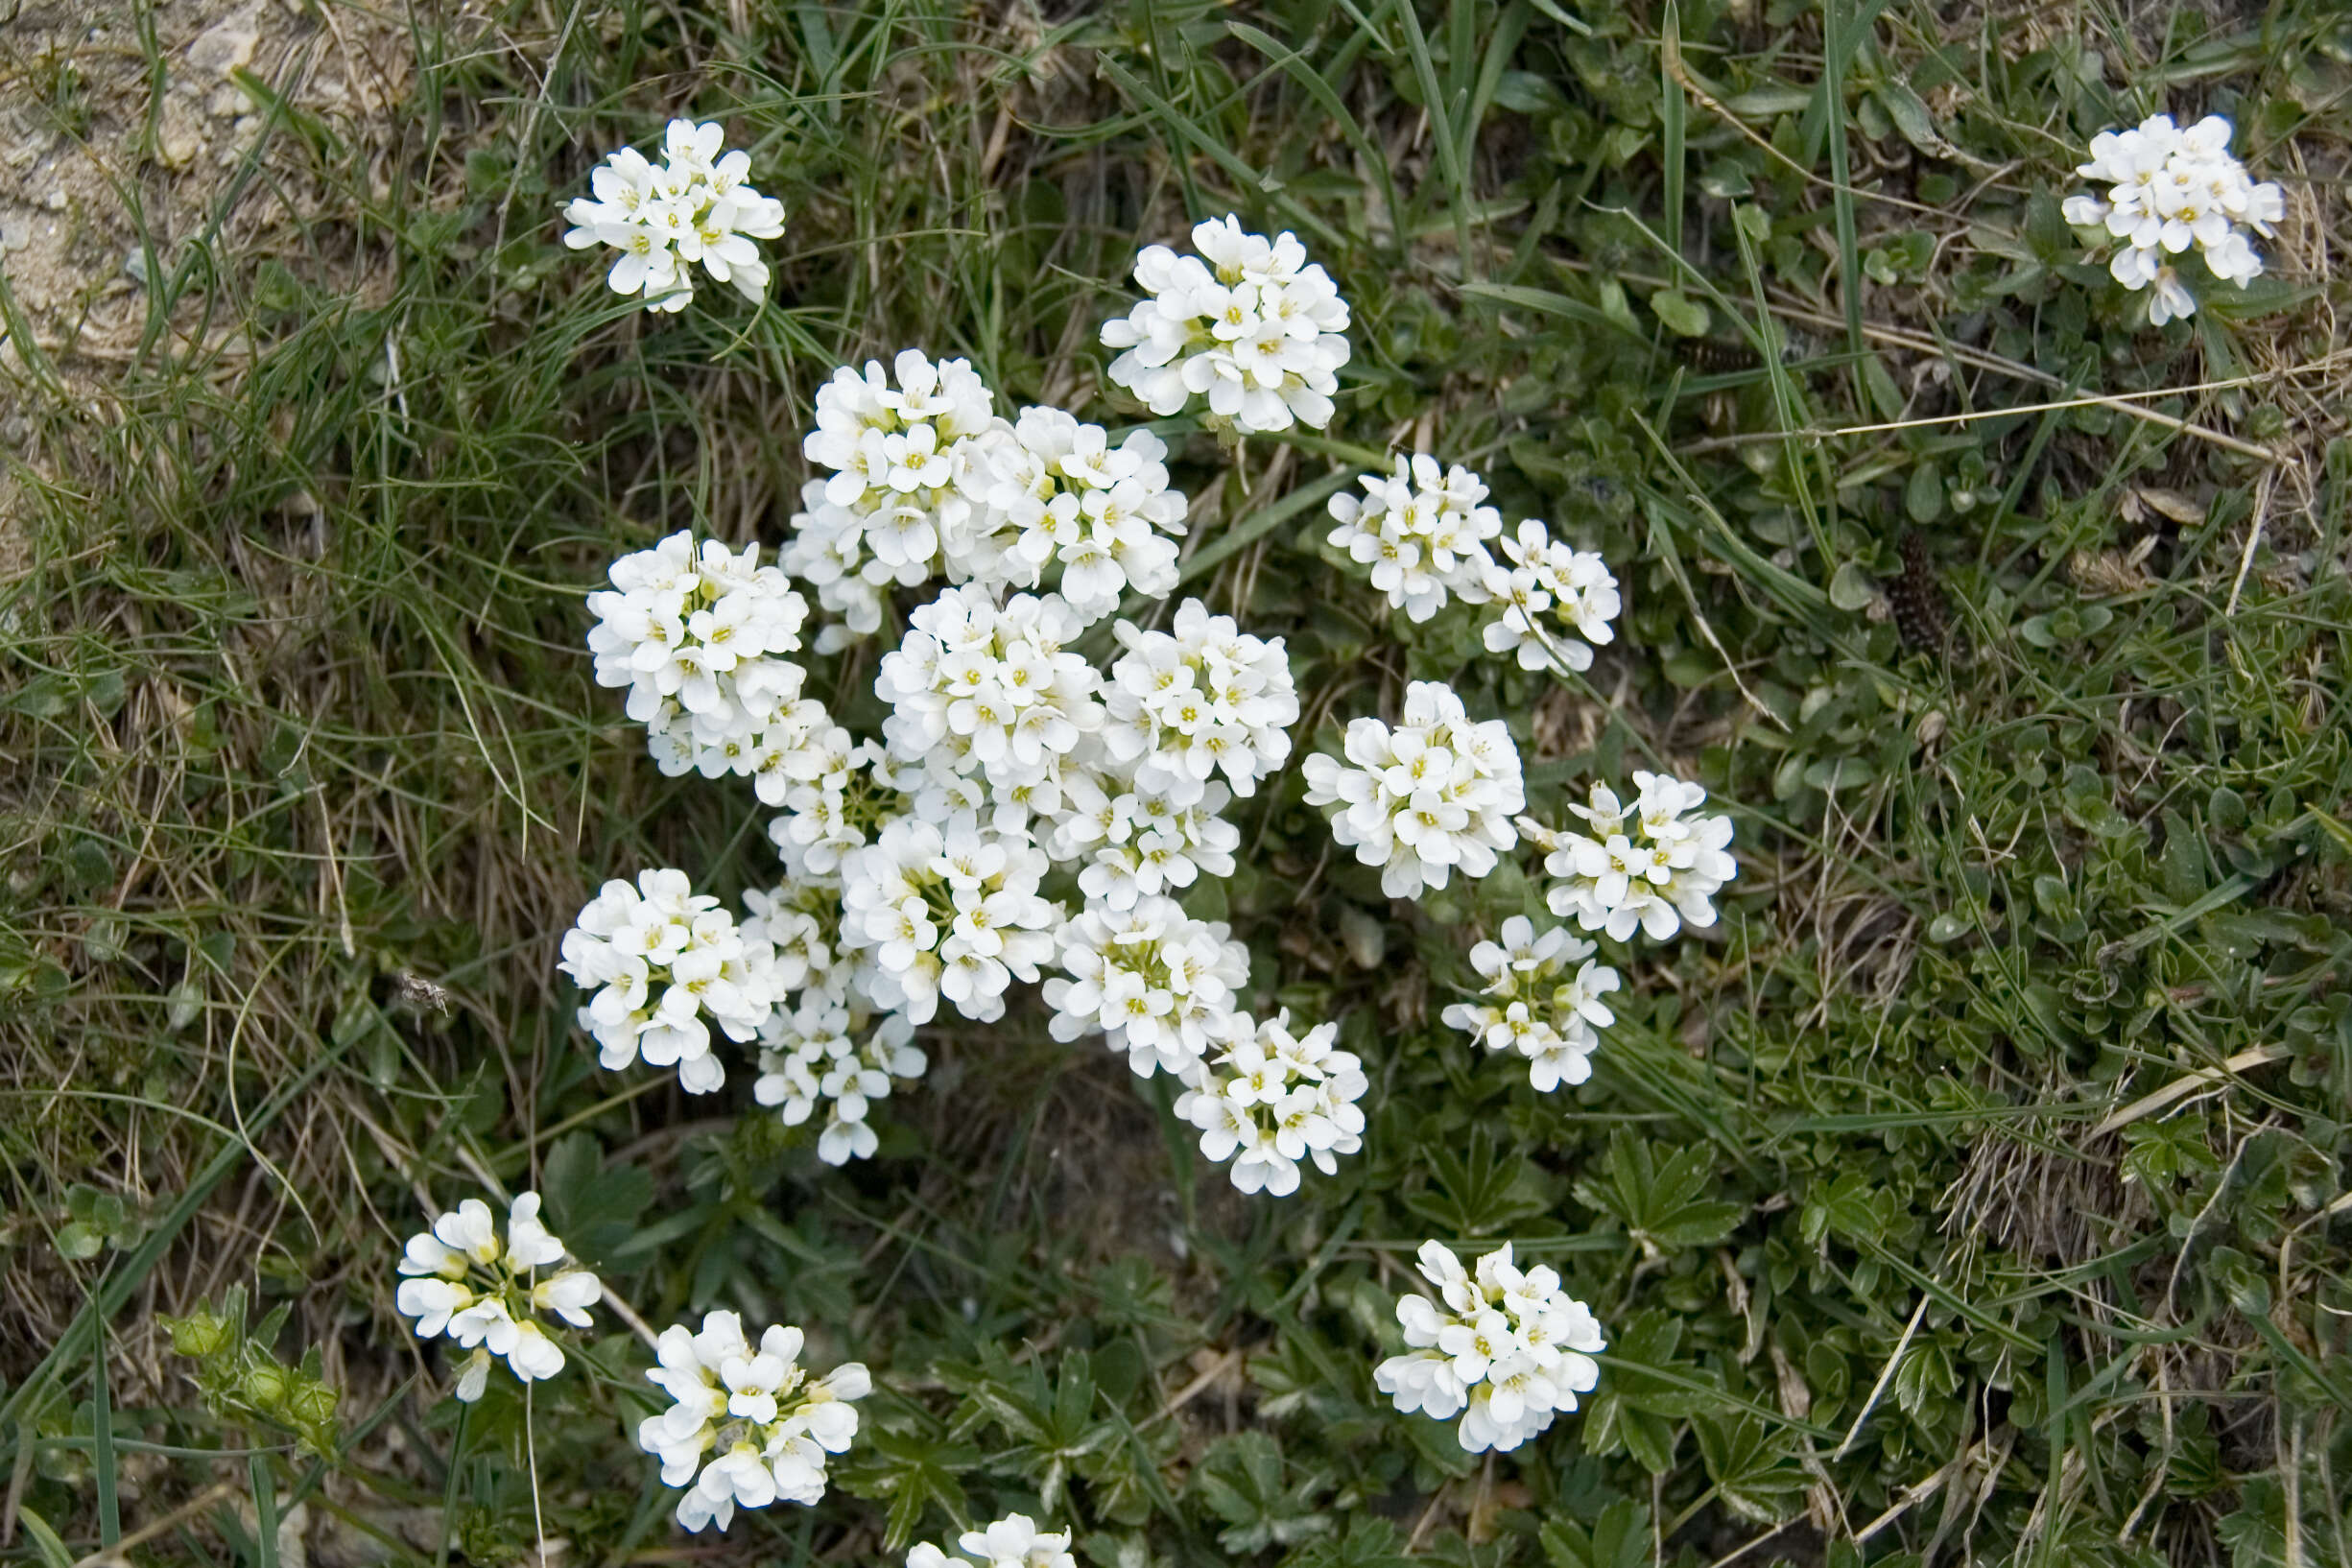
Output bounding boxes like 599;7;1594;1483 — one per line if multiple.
3;0;2351;1562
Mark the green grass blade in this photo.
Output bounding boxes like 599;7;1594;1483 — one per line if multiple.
249;1452;279;1568
93;1312;120;1548
1661;0;1686;261
14;1506;74;1568
1818;0;1867;397
1390;0;1474;274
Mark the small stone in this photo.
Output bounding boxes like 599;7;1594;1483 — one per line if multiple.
186;15;259;77
46;188;67;210
206;84;251;117
124;249;150;286
158;100;205;167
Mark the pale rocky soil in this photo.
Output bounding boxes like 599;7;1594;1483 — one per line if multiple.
0;0;414;413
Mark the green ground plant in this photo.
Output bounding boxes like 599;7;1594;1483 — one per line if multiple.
3;0;2350;1564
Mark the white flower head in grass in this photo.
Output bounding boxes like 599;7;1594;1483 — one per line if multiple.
909;1514;1078;1568
558;869;784;1092
2060;111;2285;326
1101;213;1352;434
1175;1010;1366;1196
585;531;814;773
1325;455;1502;623
787;349;1002;639
1524;771;1737;943
961;407;1189;622
1301;681;1525;900
1438;915;1620;1091
1102;599;1299;805
740;876;849;1004
638;1310;869;1533
752;990;926;1164
768;725;918;879
837;812;1057;1024
1479;520;1621;674
1374;1240;1605;1454
395;1192;602;1403
561;119;785;312
876;584;1104;793
1046;753;1240;914
1043;894;1250;1078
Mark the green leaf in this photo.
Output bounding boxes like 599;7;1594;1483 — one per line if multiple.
1692;1413;1806;1522
1539;1500;1651;1568
1828;560;1877;611
1578;1129;1743;1252
538;1133;654;1271
1649;287;1712;337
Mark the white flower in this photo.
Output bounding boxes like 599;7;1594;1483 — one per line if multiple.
1438;915;1619;1091
784;350;1003;638
837;813;1057;1025
395;1191;602;1402
1374;1241;1604;1454
561;120;785;312
1173;1010;1366;1196
752;990;926;1164
875;583;1104;792
558;868;787;1093
584;531;816;776
1300;682;1525;900
638;1310;870;1533
1100;214;1352;434
2062;111;2285;327
1478;519;1621;675
1043;748;1241;914
958;407;1190;622
1042;894;1249;1078
1524;771;1737;943
909;1514;1078;1568
740;874;853;1000
1325;454;1502;623
1101;599;1298;805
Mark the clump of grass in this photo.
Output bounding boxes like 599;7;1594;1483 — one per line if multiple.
5;0;2351;1564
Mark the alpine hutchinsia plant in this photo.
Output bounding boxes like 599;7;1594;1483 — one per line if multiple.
2060;111;2286;325
394;1192;603;1403
538;160;1701;1528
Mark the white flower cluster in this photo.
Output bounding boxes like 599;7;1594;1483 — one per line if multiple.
909;1514;1077;1568
584;531;818;779
1044;895;1250;1078
785;350;1002;643
559;869;782;1093
838;814;1057;1025
1479;520;1622;675
1302;682;1526;899
1103;599;1298;803
2061;112;2285;326
785;355;1192;643
877;584;1104;792
1325;455;1501;623
394;1193;602;1403
753;991;925;1165
1101;214;1351;434
1175;1010;1366;1195
766;727;912;880
1374;1241;1605;1454
1439;916;1620;1092
1521;772;1736;943
964;408;1189;621
1045;757;1238;912
639;1312;868;1533
561;119;785;313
